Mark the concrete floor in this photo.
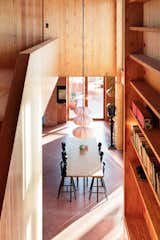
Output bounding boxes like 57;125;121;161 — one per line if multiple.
43;121;126;240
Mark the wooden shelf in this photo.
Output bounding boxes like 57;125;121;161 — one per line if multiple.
130;160;160;239
129;26;160;32
129;0;150;3
130;139;160;207
130;80;160;119
130;110;160;163
125;215;151;240
130;54;160;74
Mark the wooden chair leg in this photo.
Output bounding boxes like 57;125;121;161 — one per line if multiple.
89;177;94;200
57;177;64;198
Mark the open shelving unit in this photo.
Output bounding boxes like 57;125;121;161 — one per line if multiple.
130;80;160;119
129;160;160;238
130;138;160;206
130;109;160;162
129;54;160;73
125;0;160;239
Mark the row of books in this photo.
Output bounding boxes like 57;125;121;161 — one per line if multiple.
132;125;160;199
132;100;153;129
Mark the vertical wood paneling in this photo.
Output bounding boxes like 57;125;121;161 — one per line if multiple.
44;0;116;76
44;77;66;126
143;0;160;93
15;0;43;52
0;0;43;68
84;0;116;76
143;0;160;60
0;0;16;67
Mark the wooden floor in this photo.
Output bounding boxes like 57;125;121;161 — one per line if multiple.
43;121;126;240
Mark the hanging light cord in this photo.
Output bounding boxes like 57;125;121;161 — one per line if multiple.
82;0;85;128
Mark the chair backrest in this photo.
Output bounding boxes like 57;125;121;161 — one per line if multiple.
98;142;102;153
60;161;67;177
102;162;105;174
61;142;66;151
99;151;104;162
62;151;67;163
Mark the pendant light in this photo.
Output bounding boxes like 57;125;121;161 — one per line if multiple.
73;0;93;138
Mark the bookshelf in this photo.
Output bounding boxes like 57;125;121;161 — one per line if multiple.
125;0;160;239
130;160;160;238
129;54;160;73
130;80;160;119
130;138;160;206
130;109;160;162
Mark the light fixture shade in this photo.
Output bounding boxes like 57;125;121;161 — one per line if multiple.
73;113;93;126
72;127;94;138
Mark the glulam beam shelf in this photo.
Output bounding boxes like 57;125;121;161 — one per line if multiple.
129;26;160;32
130;80;160;119
130;54;160;74
129;0;150;3
130;110;160;163
125;215;151;240
130;160;160;239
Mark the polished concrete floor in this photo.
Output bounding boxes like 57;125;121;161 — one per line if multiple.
43;121;126;240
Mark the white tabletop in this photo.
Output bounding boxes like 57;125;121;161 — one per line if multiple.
66;137;103;177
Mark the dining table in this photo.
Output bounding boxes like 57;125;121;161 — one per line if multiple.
66;137;103;195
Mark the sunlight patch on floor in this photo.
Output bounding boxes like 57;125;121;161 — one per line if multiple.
51;186;123;240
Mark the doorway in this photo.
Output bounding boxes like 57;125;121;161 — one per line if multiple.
67;76;105;120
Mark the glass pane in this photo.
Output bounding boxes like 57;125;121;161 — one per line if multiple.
69;77;84;119
88;77;104;119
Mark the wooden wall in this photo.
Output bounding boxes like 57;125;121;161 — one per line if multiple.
0;39;59;240
44;0;116;76
0;0;43;68
44;77;66;126
0;0;116;75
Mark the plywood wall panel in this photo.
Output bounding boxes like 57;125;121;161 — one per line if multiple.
0;0;16;67
44;77;66;126
84;0;116;76
44;0;116;76
0;0;43;68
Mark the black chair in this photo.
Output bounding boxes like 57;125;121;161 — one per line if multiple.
62;151;67;163
61;142;66;151
57;160;76;202
98;142;102;153
100;151;104;162
89;161;108;202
